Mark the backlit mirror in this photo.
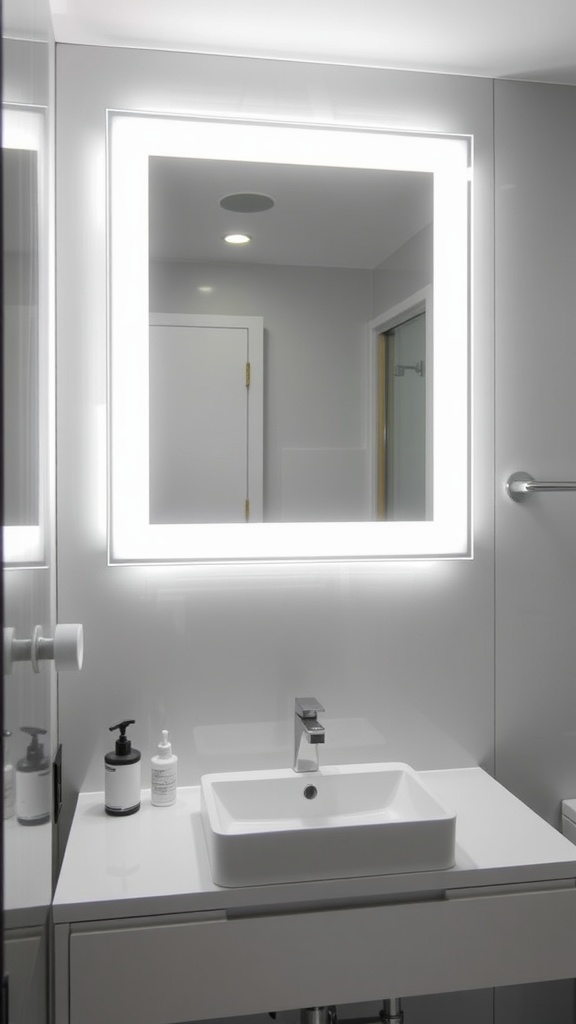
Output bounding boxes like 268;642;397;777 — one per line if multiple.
109;114;470;561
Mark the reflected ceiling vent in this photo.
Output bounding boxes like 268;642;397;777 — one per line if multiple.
219;192;275;213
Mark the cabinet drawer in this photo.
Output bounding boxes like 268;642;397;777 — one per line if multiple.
68;888;576;1024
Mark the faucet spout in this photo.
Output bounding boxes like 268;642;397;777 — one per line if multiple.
294;697;325;773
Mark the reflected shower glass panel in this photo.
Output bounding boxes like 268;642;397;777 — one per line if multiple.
379;312;427;520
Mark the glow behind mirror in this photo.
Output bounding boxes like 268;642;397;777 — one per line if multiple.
108;113;470;563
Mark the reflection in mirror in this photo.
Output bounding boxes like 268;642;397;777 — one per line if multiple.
149;157;433;525
149;313;264;524
4;149;40;527
381;311;427;520
3;108;46;566
109;115;470;561
3;7;55;1020
372;291;433;522
2;103;53;917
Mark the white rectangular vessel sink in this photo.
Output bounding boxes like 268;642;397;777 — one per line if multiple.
200;762;456;887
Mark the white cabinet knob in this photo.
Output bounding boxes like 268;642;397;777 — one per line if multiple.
3;624;84;674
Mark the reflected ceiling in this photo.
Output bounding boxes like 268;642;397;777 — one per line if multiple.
149;158;432;267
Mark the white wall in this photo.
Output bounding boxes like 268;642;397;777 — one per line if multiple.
56;44;496;1021
56;46;494;809
493;80;576;1023
372;223;432;312
494;84;576;820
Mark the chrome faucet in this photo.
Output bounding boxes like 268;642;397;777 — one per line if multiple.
293;697;325;773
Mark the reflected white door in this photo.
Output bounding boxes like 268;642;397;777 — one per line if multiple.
149;314;263;524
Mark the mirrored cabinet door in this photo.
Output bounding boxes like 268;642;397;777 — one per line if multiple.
3;0;56;1021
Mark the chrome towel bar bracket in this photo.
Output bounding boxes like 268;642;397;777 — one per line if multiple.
506;471;576;502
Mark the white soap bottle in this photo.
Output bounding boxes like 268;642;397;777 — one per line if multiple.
151;730;178;807
16;726;51;825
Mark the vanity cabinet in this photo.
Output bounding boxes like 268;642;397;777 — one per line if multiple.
56;887;576;1024
4;925;48;1024
53;770;576;1024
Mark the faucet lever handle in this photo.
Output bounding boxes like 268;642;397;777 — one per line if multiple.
295;696;324;718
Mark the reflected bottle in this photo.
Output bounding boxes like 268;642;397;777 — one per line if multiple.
3;730;15;819
16;726;51;826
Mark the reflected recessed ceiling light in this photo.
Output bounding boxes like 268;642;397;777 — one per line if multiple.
198;285;214;293
224;233;251;245
220;192;275;213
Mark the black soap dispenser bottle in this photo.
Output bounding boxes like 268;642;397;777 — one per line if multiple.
104;719;141;816
16;726;51;825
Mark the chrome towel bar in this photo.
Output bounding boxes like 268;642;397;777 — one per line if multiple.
506;471;576;502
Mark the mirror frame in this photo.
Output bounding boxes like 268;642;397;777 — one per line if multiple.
108;112;471;563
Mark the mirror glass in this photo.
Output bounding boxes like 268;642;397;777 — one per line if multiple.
3;109;47;567
377;307;431;522
109;115;470;561
4;148;40;529
3;1;56;1018
148;157;433;525
3;105;53;908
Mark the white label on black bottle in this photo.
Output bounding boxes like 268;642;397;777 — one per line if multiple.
16;768;51;822
105;760;141;812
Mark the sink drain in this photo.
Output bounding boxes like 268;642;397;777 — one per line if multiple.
303;784;318;800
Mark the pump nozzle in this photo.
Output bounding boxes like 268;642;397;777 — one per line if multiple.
19;726;48;769
109;719;136;755
20;726;47;763
157;730;172;758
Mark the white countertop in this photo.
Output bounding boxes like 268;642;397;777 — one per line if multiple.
4;814;52;924
53;767;576;924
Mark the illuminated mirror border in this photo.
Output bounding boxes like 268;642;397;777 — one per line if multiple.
3;106;47;567
108;113;471;563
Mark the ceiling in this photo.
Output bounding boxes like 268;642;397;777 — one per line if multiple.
150;157;432;267
43;0;576;86
39;0;573;268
